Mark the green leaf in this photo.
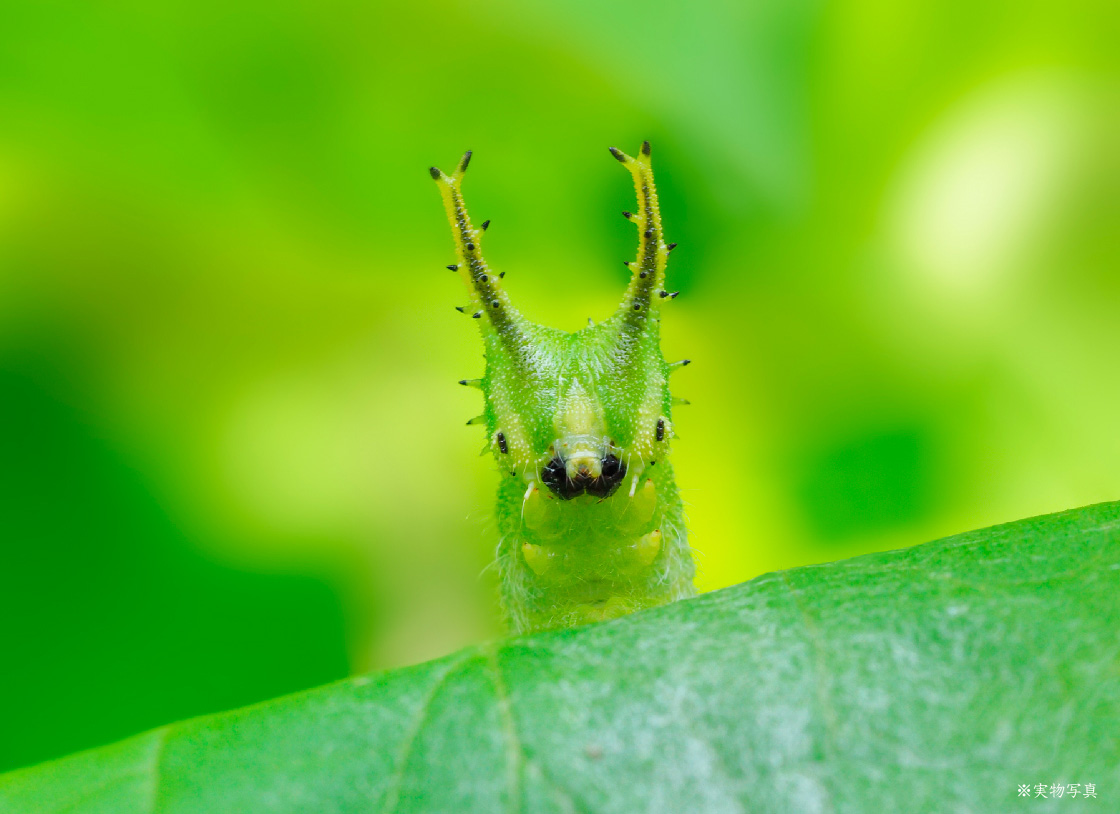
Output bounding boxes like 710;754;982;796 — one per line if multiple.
3;502;1118;812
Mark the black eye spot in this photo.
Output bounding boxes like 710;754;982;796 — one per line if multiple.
497;432;508;454
540;457;579;500
466;242;475;251
491;299;500;308
656;419;665;441
586;455;626;498
600;455;622;478
480;274;488;282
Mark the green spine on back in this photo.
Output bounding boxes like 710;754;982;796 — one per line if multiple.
430;142;695;633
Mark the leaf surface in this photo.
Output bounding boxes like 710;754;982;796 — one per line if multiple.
3;503;1118;813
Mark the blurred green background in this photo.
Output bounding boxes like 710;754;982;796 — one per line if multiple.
1;0;1117;774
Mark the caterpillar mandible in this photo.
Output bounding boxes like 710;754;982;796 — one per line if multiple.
430;142;696;634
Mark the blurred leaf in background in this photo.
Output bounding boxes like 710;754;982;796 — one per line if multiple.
1;0;1117;773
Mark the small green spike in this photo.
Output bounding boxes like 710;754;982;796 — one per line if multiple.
432;143;694;634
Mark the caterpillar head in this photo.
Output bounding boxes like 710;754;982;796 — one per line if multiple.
432;143;687;502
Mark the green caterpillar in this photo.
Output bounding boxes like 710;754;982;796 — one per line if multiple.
430;142;695;634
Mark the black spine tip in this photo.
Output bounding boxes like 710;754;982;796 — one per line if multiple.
481;219;490;230
608;146;626;162
659;290;669;298
447;264;459;271
459;151;472;172
670;291;680;299
641;140;651;156
458;379;469;386
623;261;630;267
455;306;465;313
499;271;505;278
429;166;441;180
682;359;692;366
622;211;632;219
667;242;678;251
643;228;653;239
472;311;482;319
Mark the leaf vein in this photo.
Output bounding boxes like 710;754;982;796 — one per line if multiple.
378;651;474;814
777;571;840;814
145;728;169;814
484;644;589;814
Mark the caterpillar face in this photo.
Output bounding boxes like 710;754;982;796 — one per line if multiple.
431;142;696;633
541;376;625;498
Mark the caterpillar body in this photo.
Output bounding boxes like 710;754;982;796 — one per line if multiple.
430;142;696;634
